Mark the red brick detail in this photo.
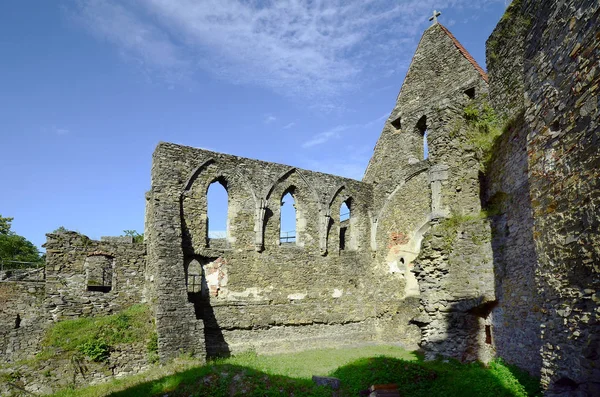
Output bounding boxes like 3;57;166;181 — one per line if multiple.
389;232;409;246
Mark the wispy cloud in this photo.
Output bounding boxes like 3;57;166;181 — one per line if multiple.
264;115;277;124
283;122;296;130
69;0;504;101
302;125;349;148
301;112;389;148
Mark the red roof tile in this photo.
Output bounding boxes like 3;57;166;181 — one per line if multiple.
438;24;489;82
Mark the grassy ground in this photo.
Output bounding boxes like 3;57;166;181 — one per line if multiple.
50;345;541;397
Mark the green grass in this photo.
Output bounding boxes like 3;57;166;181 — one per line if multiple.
49;346;541;397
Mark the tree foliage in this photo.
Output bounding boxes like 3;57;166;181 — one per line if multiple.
0;215;42;264
123;230;144;244
52;226;70;234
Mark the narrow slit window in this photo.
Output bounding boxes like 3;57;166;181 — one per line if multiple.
416;115;428;160
339;199;351;251
280;191;296;244
207;179;228;244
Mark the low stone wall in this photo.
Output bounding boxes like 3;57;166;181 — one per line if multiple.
0;341;151;396
44;232;146;321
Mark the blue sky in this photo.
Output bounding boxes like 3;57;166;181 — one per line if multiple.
0;0;510;250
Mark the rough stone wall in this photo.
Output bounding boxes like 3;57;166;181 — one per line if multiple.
0;282;46;363
483;0;543;377
147;145;206;362
44;232;146;321
413;218;495;362
1;341;151;396
148;142;424;360
0;232;146;367
521;0;600;394
486;0;528;121
485;112;543;376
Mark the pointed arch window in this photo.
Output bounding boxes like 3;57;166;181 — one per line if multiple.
206;179;229;247
280;190;296;244
339;198;352;250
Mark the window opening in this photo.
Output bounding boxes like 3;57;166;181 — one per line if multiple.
464;87;476;99
340;201;350;222
86;255;113;293
485;325;492;345
390;116;402;130
423;130;429;159
339;199;351;250
207;180;228;243
280;192;296;244
416;115;428;160
186;259;203;294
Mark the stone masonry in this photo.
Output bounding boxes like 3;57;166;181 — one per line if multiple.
1;1;598;395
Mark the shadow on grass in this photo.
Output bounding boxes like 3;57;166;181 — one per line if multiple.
100;356;540;397
107;363;330;397
331;356;537;397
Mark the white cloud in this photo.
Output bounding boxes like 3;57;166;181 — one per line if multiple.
70;0;504;100
264;115;277;124
283;122;296;129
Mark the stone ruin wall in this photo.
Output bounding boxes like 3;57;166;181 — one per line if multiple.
0;282;46;364
364;22;497;364
1;2;598;394
411;0;600;394
521;0;599;394
0;233;148;394
147;143;425;360
0;233;147;364
484;0;544;377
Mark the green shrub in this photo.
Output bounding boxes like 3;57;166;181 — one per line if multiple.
77;340;110;362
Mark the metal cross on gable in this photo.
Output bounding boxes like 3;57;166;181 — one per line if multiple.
429;10;441;25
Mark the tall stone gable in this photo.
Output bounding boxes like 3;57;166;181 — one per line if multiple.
364;22;488;192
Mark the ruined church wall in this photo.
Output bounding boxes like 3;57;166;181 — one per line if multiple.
364;23;488;212
148;142;422;359
521;0;600;394
364;21;497;363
